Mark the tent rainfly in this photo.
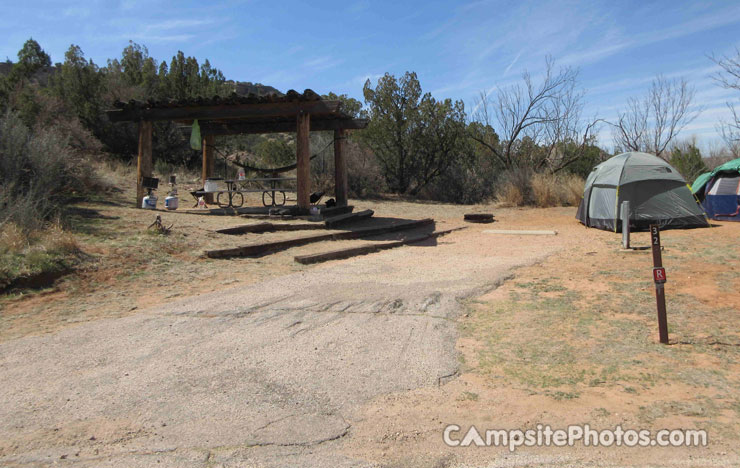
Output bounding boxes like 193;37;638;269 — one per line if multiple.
576;152;709;231
692;157;740;221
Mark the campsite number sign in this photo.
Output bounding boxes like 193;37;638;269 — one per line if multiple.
650;225;669;344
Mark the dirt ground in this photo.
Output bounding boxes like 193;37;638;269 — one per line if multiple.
1;192;739;467
342;211;740;467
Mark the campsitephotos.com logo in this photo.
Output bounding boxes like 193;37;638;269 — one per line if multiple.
443;424;708;452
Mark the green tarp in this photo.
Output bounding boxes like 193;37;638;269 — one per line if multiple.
691;172;712;194
190;119;201;151
691;157;740;194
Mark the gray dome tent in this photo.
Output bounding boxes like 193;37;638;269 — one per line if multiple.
576;152;708;231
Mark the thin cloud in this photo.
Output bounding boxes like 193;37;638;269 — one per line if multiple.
468;76;524;115
63;7;91;18
476;37;507;63
119;0;148;11
127;33;195;43
285;45;304;56
422;19;457;41
587;64;721;96
351;73;384;87
304;56;339;72
562;5;740;67
144;18;217;32
682;106;733;133
644;5;740;45
458;0;496;14
121;17;221;44
503;51;522;76
347;1;370;15
560;42;630;67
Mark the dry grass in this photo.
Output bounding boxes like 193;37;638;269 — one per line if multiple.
0;223;79;256
0;224;27;253
41;224;81;254
98;158;135;187
462;224;740;448
0;223;81;290
561;173;585;206
496;168;531;206
497;170;585;207
496;182;525;206
531;173;559;207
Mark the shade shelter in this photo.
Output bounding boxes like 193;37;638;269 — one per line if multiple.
106;89;368;211
576;152;708;231
692;157;740;221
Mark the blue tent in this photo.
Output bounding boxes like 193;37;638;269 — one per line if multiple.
692;158;740;221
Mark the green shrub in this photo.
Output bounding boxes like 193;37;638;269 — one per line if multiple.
669;143;708;183
421;153;496;204
0;111;95;233
346;140;386;198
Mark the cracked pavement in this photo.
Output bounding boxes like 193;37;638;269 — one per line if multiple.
0;226;565;467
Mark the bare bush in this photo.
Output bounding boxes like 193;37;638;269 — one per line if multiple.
471;57;600;173
33;93;102;155
710;48;740;157
496;168;532;206
705;144;736;169
612;76;699;159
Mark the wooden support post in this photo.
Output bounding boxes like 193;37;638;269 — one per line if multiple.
202;134;215;204
296;112;311;210
334;128;348;207
136;120;153;208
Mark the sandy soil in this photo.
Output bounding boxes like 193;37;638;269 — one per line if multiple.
342;209;740;468
1;197;739;467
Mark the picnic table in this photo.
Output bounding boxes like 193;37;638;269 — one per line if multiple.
190;177;297;208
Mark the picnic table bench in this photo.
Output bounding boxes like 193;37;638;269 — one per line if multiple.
190;177;297;208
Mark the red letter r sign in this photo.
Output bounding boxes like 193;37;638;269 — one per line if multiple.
653;267;667;284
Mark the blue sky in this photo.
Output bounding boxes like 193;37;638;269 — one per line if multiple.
3;0;739;150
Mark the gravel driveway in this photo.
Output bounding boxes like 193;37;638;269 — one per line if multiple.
0;225;565;467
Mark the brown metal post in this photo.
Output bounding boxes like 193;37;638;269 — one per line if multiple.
202;134;215;204
296;112;311;210
334;128;348;207
136;120;153;208
650;224;669;344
